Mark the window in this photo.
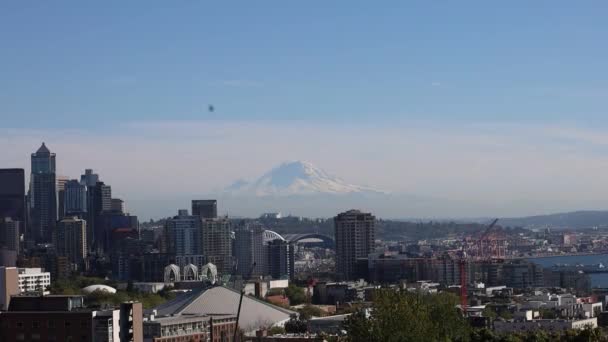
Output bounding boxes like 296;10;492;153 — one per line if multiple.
16;321;24;328
31;333;41;340
48;320;55;328
65;321;71;327
32;321;40;328
16;333;25;341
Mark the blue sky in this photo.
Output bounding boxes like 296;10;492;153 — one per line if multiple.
2;1;607;128
2;2;608;218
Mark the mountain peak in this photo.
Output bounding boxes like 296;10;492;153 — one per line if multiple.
225;161;383;196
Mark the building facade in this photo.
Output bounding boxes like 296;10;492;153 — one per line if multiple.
29;143;57;243
17;267;51;295
334;210;375;281
0;169;26;225
55;217;88;270
192;200;217;219
234;225;266;278
201;218;232;274
63;179;87;217
164;210;202;256
88;181;112;251
267;240;295;280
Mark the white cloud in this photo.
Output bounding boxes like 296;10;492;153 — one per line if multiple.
3;120;608;218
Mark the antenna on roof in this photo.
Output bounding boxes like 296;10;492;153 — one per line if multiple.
234;262;256;341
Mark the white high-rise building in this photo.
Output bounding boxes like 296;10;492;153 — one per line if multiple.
17;268;51;295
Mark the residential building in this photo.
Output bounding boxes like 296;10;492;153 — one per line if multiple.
0;295;143;342
493;317;597;334
334;210;375;281
192;200;217;219
55;217;87;270
201;218;233;274
29;143;57;243
234;224;266;278
501;259;544;289
17;267;51;295
267;239;295;280
164;210;202;256
0;168;26;224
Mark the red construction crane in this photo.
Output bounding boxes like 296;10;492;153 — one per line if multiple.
460;218;501;314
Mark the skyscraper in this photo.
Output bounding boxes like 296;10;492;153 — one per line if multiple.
334;210;375;281
201;218;232;274
111;198;125;214
29;143;57;243
87;181;111;251
63;179;87;217
164;210;202;256
0;169;26;224
56;176;69;220
234;224;266;278
192;200;217;219
0;218;20;255
79;169;99;187
267;239;295;280
55;217;87;270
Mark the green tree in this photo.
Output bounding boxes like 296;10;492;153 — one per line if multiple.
343;289;470;342
284;314;308;334
298;304;325;320
284;284;307;305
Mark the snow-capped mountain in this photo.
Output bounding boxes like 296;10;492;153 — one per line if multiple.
225;161;383;196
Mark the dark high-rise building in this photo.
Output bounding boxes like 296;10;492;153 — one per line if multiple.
0;218;20;255
334;209;375;281
234;224;266;278
64;179;87;217
87;181;111;251
96;212;138;255
267;239;295;280
0;169;26;225
111;198;125;214
164;210;201;256
56;176;69;220
192;200;217;219
55;217;87;270
29;143;57;243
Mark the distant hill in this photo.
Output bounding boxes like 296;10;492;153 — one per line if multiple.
500;210;608;229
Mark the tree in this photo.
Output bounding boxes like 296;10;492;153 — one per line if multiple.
343;289;469;342
284;314;308;334
268;326;286;336
285;284;306;306
298;304;325;320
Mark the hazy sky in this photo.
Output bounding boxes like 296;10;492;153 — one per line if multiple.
2;2;608;218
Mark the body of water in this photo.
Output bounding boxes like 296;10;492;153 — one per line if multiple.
528;254;608;288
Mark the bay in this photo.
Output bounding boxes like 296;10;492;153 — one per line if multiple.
527;254;608;288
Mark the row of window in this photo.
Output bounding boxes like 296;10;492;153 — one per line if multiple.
10;320;89;329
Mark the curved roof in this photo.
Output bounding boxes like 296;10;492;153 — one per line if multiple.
283;233;334;243
81;284;117;294
263;230;286;243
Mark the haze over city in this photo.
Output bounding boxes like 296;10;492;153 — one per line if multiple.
2;2;608;219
